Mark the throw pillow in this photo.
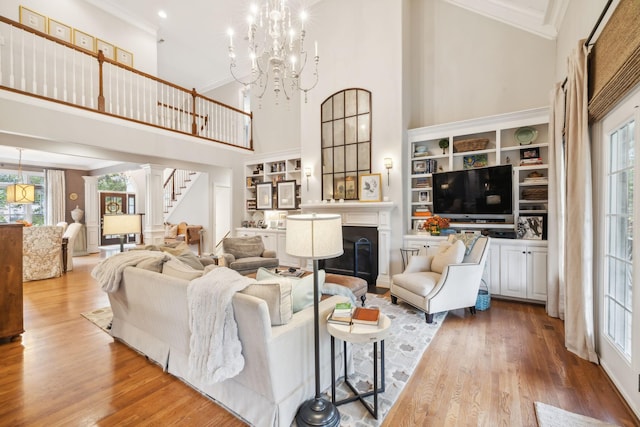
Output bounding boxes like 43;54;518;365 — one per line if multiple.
162;258;203;280
136;255;167;273
223;236;265;259
177;252;205;270
447;233;480;256
430;240;465;274
164;224;178;239
242;278;293;326
256;267;325;313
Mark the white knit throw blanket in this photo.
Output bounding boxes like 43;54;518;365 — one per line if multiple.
91;250;169;293
187;267;255;384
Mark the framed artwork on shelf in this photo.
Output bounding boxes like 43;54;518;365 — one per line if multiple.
520;146;540;159
277;180;297;210
116;47;134;67
345;176;357;199
418;191;430;203
413;160;426;174
19;6;47;33
73;29;95;52
359;173;382;202
96;39;115;60
517;216;544;240
463;154;488;169
48;19;72;43
255;182;273;210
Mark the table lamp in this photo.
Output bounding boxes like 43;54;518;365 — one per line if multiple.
286;213;343;427
102;214;141;252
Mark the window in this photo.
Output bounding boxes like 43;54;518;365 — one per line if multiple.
0;170;45;225
321;88;372;200
604;119;634;359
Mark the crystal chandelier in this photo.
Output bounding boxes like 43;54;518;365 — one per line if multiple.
227;0;319;104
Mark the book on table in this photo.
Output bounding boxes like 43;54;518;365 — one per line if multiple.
352;307;380;326
328;302;353;325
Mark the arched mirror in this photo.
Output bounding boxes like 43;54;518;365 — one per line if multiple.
321;88;371;200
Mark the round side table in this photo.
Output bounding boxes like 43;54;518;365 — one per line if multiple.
327;313;391;419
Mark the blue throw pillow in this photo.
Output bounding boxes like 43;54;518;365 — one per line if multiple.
255;268;325;313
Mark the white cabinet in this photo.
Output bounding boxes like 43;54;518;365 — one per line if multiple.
498;241;547;301
403;235;446;257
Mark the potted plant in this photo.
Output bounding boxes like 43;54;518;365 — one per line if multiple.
439;138;449;155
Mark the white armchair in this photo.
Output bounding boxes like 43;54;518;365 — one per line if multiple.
391;235;490;323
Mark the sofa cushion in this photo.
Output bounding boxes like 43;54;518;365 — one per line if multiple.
136;256;166;273
431;240;465;274
162;258;203;280
223;236;265;259
242;279;293;326
256;268;325;313
229;256;279;272
392;271;440;296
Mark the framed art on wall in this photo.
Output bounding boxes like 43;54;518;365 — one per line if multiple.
116;47;134;67
48;19;72;43
277;180;297;210
96;39;115;60
73;29;95;52
359;173;382;202
256;182;273;210
19;6;47;33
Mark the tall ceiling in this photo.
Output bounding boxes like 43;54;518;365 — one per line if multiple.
2;0;568;171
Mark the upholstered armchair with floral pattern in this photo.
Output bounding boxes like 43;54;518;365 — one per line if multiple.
23;226;64;282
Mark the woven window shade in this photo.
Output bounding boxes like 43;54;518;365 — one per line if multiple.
588;0;640;121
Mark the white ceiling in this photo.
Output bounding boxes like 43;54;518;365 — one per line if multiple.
0;145;122;171
3;0;567;171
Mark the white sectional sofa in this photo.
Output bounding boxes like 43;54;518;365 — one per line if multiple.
106;265;348;427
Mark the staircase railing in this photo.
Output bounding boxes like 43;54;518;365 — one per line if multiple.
0;15;253;150
163;169;196;214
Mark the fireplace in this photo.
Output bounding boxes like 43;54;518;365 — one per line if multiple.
300;200;395;287
320;226;378;285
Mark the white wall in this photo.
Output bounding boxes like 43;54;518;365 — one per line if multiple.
0;0;158;75
409;0;556;128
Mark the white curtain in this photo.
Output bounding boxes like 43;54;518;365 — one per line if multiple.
546;82;565;320
46;169;65;226
563;40;598;363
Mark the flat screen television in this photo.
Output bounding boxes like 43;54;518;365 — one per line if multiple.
432;164;513;223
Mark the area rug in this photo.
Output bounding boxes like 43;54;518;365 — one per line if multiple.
81;293;445;426
81;306;112;333
534;402;620;427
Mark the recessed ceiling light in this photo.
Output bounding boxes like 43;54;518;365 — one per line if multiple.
158;10;167;19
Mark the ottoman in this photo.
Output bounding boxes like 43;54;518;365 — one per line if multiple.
325;273;368;307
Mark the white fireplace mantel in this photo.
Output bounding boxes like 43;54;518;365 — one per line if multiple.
300;201;396;287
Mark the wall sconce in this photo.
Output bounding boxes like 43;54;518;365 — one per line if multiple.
384;157;393;186
304;167;312;191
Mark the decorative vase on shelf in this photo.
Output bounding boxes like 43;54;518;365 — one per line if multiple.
71;205;84;223
439;138;449;155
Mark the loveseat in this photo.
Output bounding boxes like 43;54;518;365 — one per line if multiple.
103;256;348;427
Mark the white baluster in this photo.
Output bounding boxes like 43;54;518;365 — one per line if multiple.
142;77;146;123
31;36;36;93
81;53;86;106
42;41;47;96
134;73;137;120
172;86;176;129
9;27;14;88
72;50;77;104
20;32;26;91
116;66;120;116
89;56;94;109
108;65;113;113
53;43;58;99
63;48;67;102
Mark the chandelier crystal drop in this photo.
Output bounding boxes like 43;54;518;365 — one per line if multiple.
227;0;319;104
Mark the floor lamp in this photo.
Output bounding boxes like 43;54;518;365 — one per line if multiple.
102;214;141;252
286;213;343;427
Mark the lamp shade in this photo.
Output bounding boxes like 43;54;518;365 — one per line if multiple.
286;213;343;260
102;214;141;235
6;183;35;204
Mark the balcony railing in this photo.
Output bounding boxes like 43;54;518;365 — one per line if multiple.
0;15;252;150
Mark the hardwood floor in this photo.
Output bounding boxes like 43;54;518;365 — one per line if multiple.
1;254;637;426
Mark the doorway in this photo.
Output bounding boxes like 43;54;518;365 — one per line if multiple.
100;192;136;246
